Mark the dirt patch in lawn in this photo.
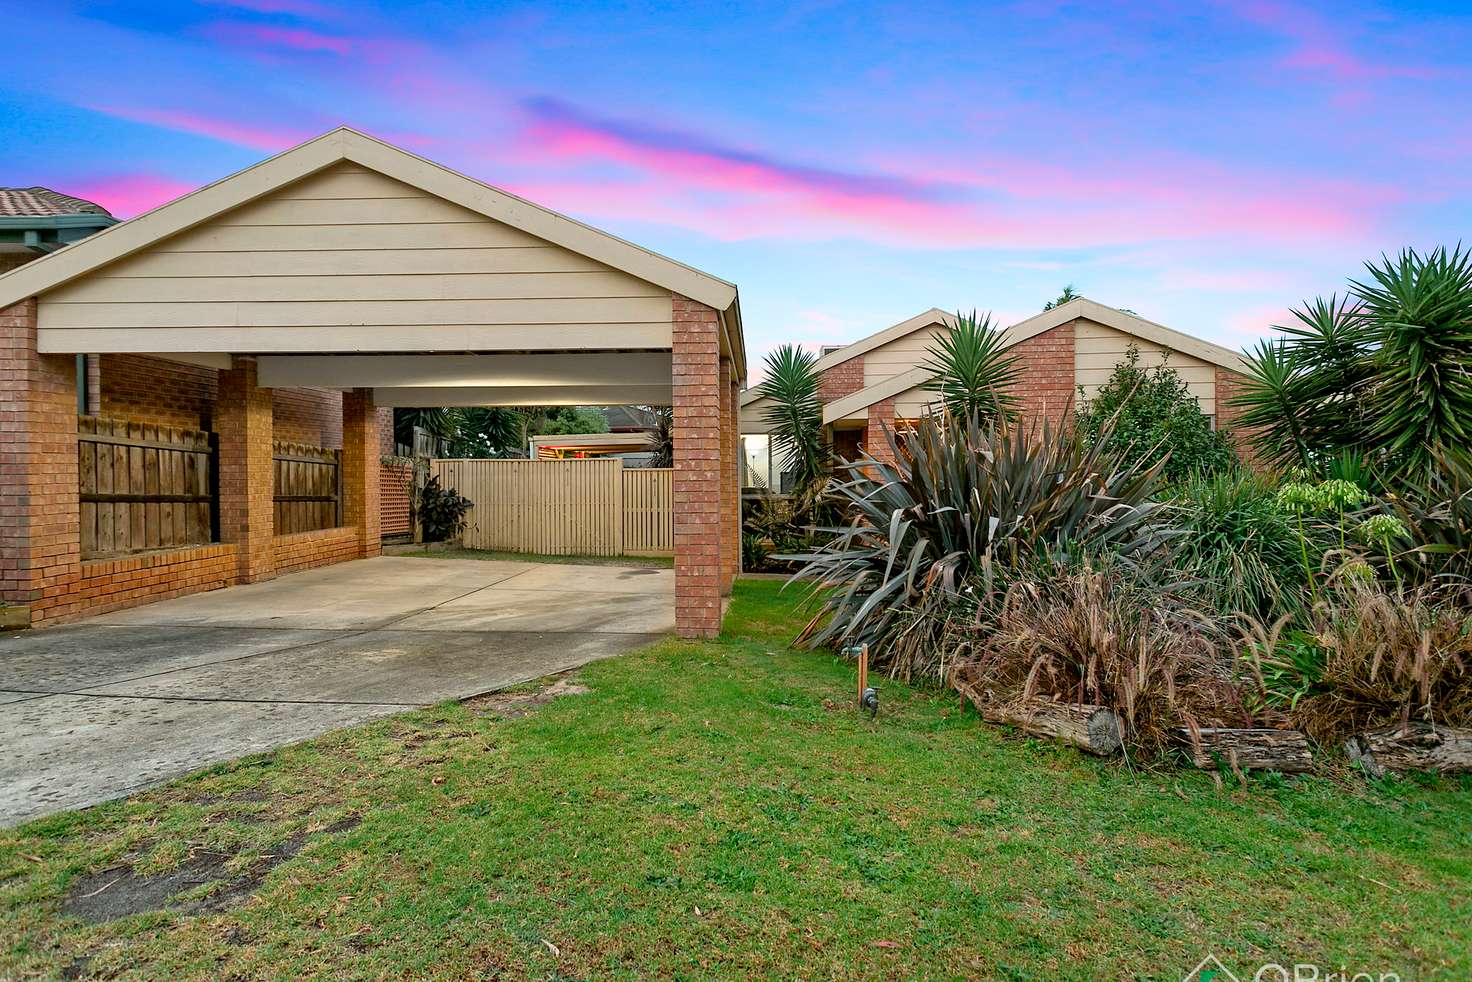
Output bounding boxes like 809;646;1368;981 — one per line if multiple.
61;816;361;923
462;675;592;720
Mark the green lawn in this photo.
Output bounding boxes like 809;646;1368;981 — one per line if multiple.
2;581;1469;980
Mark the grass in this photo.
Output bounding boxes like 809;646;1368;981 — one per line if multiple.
390;545;673;568
2;581;1469;980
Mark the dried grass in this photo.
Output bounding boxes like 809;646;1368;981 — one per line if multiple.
950;561;1252;755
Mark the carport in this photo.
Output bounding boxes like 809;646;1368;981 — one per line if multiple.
0;128;744;638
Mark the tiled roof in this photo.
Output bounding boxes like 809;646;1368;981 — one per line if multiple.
0;187;113;219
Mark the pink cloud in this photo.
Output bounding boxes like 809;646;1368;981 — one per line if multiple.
89;104;312;152
65;175;198;219
503;100;1383;250
1221;0;1435;82
204;21;417;63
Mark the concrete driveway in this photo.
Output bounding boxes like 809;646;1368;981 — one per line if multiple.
0;556;671;826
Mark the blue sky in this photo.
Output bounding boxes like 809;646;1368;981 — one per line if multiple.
2;0;1468;376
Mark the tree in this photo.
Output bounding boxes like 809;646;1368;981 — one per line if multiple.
1076;344;1235;483
1043;285;1080;310
1232;246;1472;478
760;344;827;489
922;310;1022;424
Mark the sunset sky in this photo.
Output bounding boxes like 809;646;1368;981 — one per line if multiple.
4;0;1468;377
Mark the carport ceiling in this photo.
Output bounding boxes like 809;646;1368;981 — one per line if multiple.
256;352;672;407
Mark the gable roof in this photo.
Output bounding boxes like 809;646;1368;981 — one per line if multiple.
740;307;952;407
0;127;744;373
757;297;1251;423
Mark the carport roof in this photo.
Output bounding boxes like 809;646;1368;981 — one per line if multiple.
0;127;744;369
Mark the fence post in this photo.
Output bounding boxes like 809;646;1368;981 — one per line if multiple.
613;458;626;556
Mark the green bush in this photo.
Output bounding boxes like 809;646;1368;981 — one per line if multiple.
415;475;474;543
1076;345;1236;483
1168;470;1322;620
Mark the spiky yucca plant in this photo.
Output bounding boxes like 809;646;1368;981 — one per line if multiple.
787;412;1177;682
759;344;827;490
1231;246;1472;478
922;310;1022;425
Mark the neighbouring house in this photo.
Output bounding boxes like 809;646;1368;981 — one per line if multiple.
531;431;658;460
739;298;1251;489
0;128;745;638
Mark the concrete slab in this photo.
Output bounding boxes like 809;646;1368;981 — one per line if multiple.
81;629;661;704
0;624;348;691
92;557;537;630
0;556;672;827
398;589;674;634
0;693;399;825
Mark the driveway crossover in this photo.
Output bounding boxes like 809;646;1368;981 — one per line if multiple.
0;557;671;825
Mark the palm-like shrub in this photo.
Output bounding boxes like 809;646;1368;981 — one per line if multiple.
922;311;1022;425
759;344;827;490
1231;246;1472;478
788;412;1176;681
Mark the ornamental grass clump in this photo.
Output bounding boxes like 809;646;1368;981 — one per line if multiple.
950;559;1250;755
1262;580;1472;744
787;411;1177;683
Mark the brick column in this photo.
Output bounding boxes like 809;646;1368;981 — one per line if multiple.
216;356;275;583
717;356;735;595
672;294;723;638
866;397;899;466
342;388;381;558
0;299;82;625
729;372;742;581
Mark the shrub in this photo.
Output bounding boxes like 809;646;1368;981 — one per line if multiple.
921;310;1022;425
415;475;474;543
788;412;1176;682
1075;344;1236;483
1168;470;1317;620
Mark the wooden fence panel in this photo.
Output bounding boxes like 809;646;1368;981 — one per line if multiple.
622;468;674;555
273;442;341;535
433;459;673;557
78;416;214;559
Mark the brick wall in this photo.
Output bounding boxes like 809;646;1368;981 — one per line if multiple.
273;387;343;448
0;252;34;275
99;354;217;429
217;358;276;583
1213;364;1263;464
672;294;724;638
0;299;82;625
1008;321;1076;426
819;354;865;403
273;527;360;577
341;388;381;559
76;546;238;619
98;354;340;447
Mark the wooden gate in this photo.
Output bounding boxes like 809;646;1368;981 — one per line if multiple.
273;442;341;534
433;459;673;557
78;417;215;558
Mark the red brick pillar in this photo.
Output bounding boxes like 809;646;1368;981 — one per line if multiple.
866;397;899;466
729;373;742;581
0;299;82;625
342;388;381;559
217;356;275;583
717;357;735;595
672;294;723;638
